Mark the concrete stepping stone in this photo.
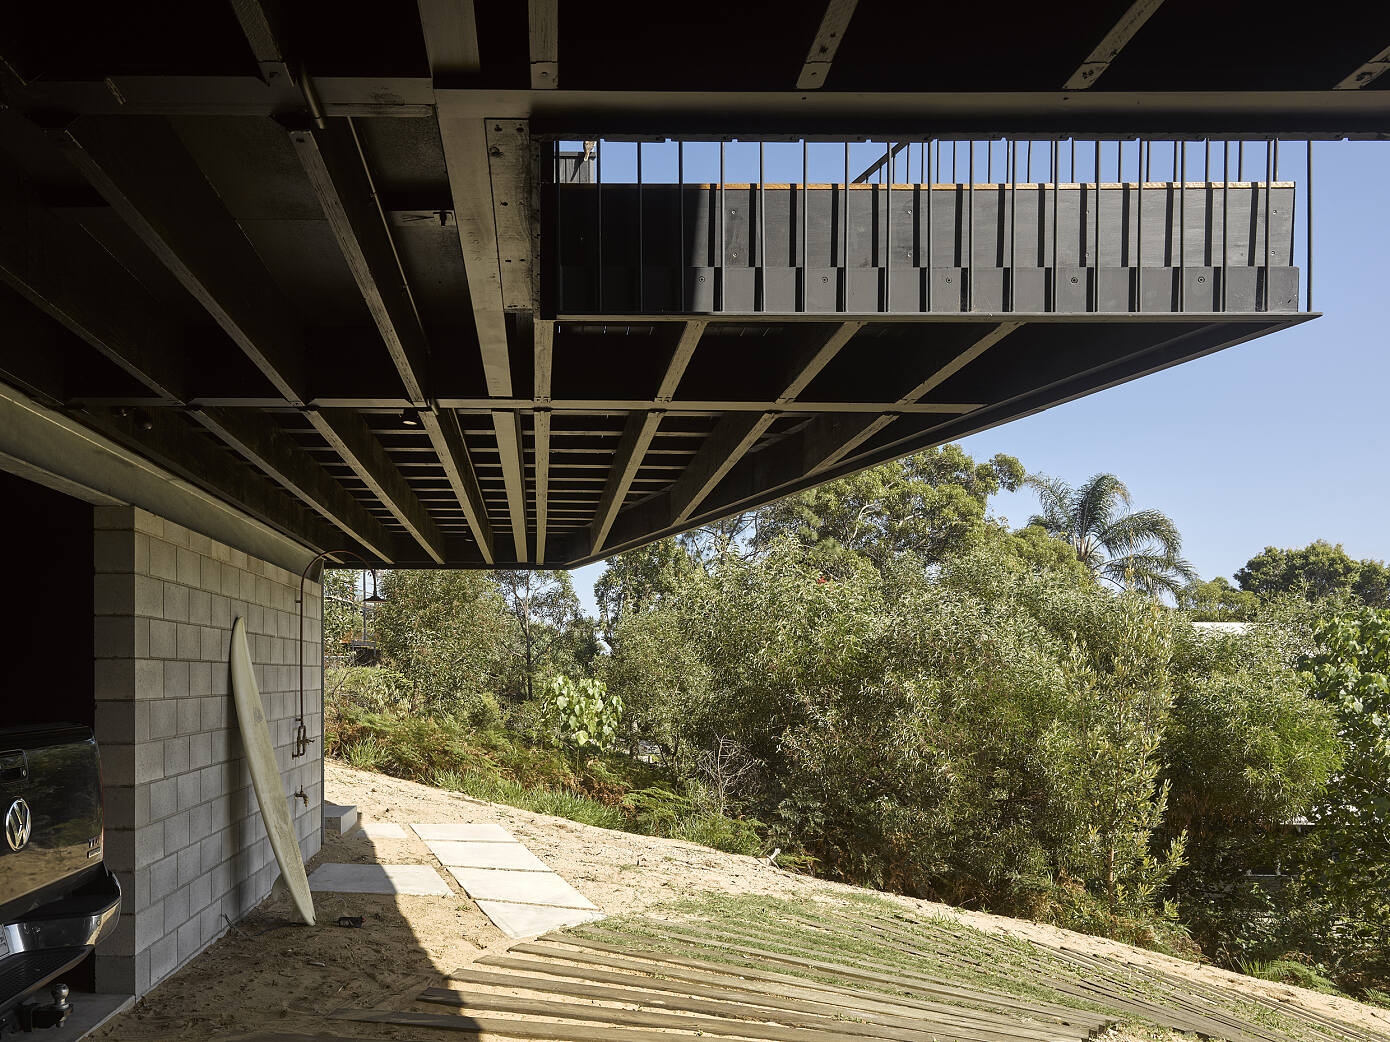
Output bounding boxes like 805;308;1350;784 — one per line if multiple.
424;840;550;871
353;822;408;840
307;863;452;896
474;900;604;939
447;867;598;909
411;823;515;843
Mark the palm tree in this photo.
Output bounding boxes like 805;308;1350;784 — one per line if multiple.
1025;472;1197;597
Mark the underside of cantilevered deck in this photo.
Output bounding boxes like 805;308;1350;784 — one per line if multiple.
0;0;1368;568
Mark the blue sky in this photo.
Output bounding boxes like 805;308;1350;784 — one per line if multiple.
571;141;1390;616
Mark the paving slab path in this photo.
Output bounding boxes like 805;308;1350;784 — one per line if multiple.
412;822;604;938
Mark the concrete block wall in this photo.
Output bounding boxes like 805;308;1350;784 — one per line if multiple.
92;506;322;996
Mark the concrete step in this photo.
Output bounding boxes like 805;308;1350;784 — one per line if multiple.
324;802;358;835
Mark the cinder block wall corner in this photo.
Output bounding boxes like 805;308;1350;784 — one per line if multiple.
91;506;322;996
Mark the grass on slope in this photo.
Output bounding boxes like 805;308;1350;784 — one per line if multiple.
327;704;764;856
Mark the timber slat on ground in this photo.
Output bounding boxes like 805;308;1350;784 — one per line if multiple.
334;902;1387;1042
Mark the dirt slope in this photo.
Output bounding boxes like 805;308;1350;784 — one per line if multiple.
87;760;1390;1042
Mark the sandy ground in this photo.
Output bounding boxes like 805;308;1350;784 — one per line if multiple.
88;761;1390;1042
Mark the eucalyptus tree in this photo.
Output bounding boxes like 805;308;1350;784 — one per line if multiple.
1025;472;1196;598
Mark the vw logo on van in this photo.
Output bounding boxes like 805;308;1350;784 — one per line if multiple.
5;798;31;851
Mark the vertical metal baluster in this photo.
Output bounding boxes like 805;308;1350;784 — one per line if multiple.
1050;139;1058;312
842;141;850;312
637;142;644;311
719;140;726;313
1306;140;1314;312
885;141;892;313
554;142;562;312
926;139;933;312
1204;139;1211;269
1263;139;1273;311
1136;138;1143;313
596;140;603;312
1009;139;1017;313
1178;140;1185;312
967;140;974;312
758;141;765;313
1222;141;1229;312
801;139;808;313
678;141;684;312
1093;140;1101;312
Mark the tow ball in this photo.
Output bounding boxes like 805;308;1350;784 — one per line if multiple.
16;983;72;1031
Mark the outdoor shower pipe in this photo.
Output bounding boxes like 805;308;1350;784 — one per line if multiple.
295;549;372;759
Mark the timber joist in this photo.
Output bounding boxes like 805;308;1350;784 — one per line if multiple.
0;0;1338;567
322;904;1382;1042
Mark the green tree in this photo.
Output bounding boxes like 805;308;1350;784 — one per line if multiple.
1236;541;1390;608
1059;595;1185;913
372;570;509;713
1176;577;1260;621
1024;472;1196;597
493;569;585;699
594;537;695;648
1298;610;1390;986
756;445;1025;574
322;568;363;653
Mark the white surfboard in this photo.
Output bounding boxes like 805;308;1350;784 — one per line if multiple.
229;616;315;925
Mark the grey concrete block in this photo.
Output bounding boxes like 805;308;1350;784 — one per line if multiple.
163;582;190;623
149;700;177;740
135;659;164;700
189;731;212;770
163;811;190;853
177;771;200;812
95;616;137;658
95;659;137;701
177;698;201;736
134;576;164;618
177;624;201;661
149;931;177;985
177;547;201;587
151;853;179;900
149;539;178;581
94;574;135;616
163;885;190;935
163;661;190;699
149;620;178;660
135;743;165;785
149;777;178;822
163;736;190;777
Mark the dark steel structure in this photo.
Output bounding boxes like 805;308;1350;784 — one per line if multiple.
0;1;1378;568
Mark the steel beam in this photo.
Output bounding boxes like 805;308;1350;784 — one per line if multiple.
533;409;552;564
529;0;559;89
284;116;496;557
286;119;431;406
307;409;448;564
797;0;859;89
664;320;859;525
190;407;397;561
532;314;555;563
492;411;530;562
487;119;539;312
82;405;343;556
419;408;495;564
656;321;707;402
54;116;308;406
13;73;1390;136
589;410;664;554
0;158;187;404
1336;45;1390;90
1063;0;1166;90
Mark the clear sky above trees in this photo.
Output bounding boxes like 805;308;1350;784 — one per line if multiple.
575;142;1390;616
